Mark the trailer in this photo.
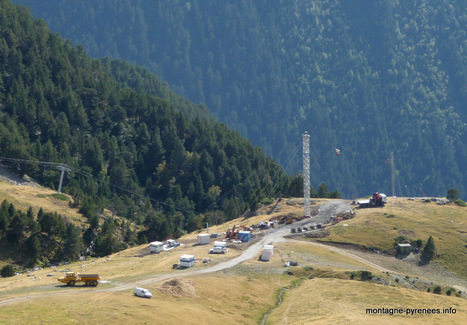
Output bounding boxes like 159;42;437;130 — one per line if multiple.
179;255;195;268
58;272;100;286
197;233;211;245
261;245;274;261
150;241;164;253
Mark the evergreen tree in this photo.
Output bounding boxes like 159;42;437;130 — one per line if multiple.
318;183;329;198
6;214;26;244
420;235;435;265
1;264;15;278
25;234;41;262
0;210;7;235
447;188;460;201
63;224;83;261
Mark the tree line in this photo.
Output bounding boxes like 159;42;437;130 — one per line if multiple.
0;0;343;265
14;0;466;197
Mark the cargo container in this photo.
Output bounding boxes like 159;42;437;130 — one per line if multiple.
150;241;164;253
261;245;274;261
180;254;195;268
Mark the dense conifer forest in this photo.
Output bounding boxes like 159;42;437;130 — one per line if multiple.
13;0;467;197
0;0;318;265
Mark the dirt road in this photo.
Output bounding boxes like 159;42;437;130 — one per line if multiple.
0;200;352;306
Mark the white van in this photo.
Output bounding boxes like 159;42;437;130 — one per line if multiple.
134;287;152;299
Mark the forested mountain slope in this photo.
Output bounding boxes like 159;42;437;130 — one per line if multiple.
13;0;467;197
0;0;296;256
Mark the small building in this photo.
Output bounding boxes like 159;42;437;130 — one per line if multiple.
149;241;164;253
238;230;251;242
261;245;274;261
180;254;195;268
397;243;412;256
197;233;211;245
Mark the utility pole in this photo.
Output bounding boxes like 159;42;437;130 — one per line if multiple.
57;164;71;194
390;151;395;197
303;132;310;217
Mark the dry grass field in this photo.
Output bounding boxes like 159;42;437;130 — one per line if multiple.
1;180;466;324
0;274;288;325
0;180;85;226
320;196;467;278
266;278;467;325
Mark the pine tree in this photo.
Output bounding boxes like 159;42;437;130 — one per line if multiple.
318;183;329;198
1;264;15;278
63;224;83;261
420;235;435;265
25;234;41;262
447;188;460;200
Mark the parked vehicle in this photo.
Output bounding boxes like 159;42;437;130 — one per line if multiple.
209;246;228;254
58;272;99;286
166;239;180;248
134;287;152;299
357;192;387;208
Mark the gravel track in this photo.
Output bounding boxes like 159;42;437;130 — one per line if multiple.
0;201;350;306
5;200;465;306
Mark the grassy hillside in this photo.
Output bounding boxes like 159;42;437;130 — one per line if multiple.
267;278;467;325
320;197;467;278
1;184;467;324
0;180;85;227
1;237;466;324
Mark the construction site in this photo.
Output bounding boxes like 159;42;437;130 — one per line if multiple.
0;133;466;324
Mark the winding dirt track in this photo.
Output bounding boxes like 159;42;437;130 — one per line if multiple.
0;200;396;307
290;239;394;273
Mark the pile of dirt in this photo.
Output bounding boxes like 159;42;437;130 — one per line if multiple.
157;278;197;297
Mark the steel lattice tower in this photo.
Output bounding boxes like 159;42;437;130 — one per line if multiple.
303;132;311;217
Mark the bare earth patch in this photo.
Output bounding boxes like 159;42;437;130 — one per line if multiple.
157;278;197;297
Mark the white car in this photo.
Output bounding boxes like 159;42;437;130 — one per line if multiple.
209;247;228;254
134;287;152;299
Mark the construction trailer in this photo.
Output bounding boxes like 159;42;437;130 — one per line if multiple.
261;245;274;261
180;254;195;268
150;241;164;253
197;233;211;245
238;230;251;242
213;241;227;249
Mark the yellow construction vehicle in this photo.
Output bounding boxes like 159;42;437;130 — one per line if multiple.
58;272;100;286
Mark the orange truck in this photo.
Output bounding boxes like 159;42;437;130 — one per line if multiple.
58;272;100;287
